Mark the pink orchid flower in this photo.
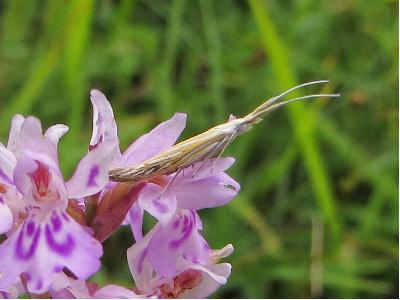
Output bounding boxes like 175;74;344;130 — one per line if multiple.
127;209;233;298
89;90;240;241
0;95;118;293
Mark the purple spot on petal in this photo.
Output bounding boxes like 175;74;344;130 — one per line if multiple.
0;291;9;298
15;223;41;260
153;199;168;213
172;219;180;229
0;168;13;186
50;212;62;232
54;265;62;272
170;215;194;249
62;212;70;221
203;241;210;250
26;221;35;236
0;196;3;203
182;216;189;233
89;134;103;151
36;279;43;290
87;165;100;187
137;249;148;274
45;225;75;256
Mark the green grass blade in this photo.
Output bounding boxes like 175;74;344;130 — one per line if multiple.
199;0;225;120
247;0;342;242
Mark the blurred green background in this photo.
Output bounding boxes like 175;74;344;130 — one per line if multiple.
0;0;398;298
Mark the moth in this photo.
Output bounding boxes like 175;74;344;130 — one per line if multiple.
109;80;339;183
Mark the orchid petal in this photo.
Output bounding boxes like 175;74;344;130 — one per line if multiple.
173;173;240;210
0;280;23;299
121;113;186;166
13;156;67;206
45;124;69;146
0;211;102;294
127;226;159;294
89;90;119;150
7;114;24;156
176;157;236;182
0;144;16;186
138;183;177;226
19;117;58;164
147;210;211;277
95;285;140;299
211;244;234;261
128;202;144;241
0;197;13;234
66;142;117;199
50;273;90;298
179;263;232;298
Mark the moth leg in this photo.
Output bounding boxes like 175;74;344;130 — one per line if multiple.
158;168;182;198
191;144;222;178
210;132;236;173
191;132;236;178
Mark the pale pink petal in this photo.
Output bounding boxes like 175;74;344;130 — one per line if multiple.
0;144;16;186
121;113;186;166
0;280;23;299
66;141;117;199
19;117;58;164
0;210;102;294
49;288;75;299
175;157;236;182
127;202;144;241
138;183;177;226
0;198;13;234
7;114;24;156
211;244;234;260
173;174;240;210
147;210;211;277
94;285;140;299
127;226;159;294
89;90;119;150
50;273;90;298
179;263;232;298
45;124;69;146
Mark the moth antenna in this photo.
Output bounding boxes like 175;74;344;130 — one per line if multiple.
253;80;329;114
265;93;340;114
242;81;339;125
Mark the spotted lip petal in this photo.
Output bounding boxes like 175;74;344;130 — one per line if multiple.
147;210;211;277
0;210;102;294
127;216;233;298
